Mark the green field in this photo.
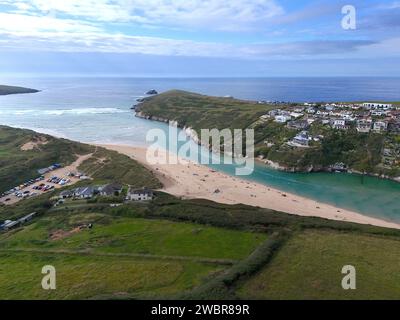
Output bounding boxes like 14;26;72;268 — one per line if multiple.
0;213;266;260
0;85;38;95
0;251;218;300
137;90;270;133
0;212;266;299
237;230;400;300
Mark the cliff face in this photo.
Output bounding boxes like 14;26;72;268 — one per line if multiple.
136;111;200;144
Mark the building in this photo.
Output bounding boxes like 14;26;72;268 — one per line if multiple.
59;190;74;199
287;120;309;130
291;131;310;147
332;119;348;130
388;120;400;134
373;121;388;132
275;115;291;123
306;107;316;114
356;119;372;133
126;188;154;201
363;103;393;110
290;112;303;119
74;186;96;199
99;183;122;196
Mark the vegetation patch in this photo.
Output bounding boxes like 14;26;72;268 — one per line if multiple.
237;230;400;300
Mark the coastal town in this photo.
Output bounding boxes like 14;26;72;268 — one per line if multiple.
254;101;400;174
261;102;400;141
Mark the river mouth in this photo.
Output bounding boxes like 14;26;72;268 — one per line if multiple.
1;76;399;223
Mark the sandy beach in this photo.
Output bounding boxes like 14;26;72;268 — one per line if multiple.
100;143;400;230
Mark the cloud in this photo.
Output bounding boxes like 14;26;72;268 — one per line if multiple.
0;24;378;60
0;0;284;31
0;0;399;62
0;12;100;34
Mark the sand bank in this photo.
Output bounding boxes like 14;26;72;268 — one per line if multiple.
99;144;400;230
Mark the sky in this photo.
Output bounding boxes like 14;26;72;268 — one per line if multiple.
0;0;399;77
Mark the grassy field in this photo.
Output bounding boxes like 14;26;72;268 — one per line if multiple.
0;251;219;300
0;85;38;95
0;213;266;260
0;211;266;299
137;90;271;133
237;230;400;300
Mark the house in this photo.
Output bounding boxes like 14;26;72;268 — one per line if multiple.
373;121;388;132
99;183;122;196
59;190;74;199
126;188;154;201
306;107;316;114
371;110;388;117
332;119;348;130
325;104;336;111
293;106;305;113
287;120;309;130
357;119;372;133
275;115;291;123
363;103;393;110
388;120;400;134
290;112;303;119
290;131;310;147
74;186;96;199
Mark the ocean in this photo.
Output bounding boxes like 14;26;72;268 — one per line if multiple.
0;76;399;222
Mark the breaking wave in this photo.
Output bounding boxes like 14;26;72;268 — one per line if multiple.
0;107;128;116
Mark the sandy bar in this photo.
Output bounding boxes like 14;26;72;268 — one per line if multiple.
99;143;400;230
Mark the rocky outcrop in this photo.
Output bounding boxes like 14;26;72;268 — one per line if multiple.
145;89;158;95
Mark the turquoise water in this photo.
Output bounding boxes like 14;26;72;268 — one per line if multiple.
0;77;399;222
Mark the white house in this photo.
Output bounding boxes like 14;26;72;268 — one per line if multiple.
275;115;291;123
332;119;347;130
373;121;388;132
357;119;372;133
363;103;393;110
126;188;154;201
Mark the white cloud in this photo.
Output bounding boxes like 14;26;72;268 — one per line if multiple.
0;0;284;31
0;0;399;61
0;12;100;34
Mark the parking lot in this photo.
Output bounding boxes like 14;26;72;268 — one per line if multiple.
0;154;92;206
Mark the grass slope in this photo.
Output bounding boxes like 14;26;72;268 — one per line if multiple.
0;212;266;299
0;126;93;194
0;251;218;300
0;126;161;195
237;230;400;300
0;213;266;260
137;90;270;133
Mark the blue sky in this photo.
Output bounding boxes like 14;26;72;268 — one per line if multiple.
0;0;399;76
